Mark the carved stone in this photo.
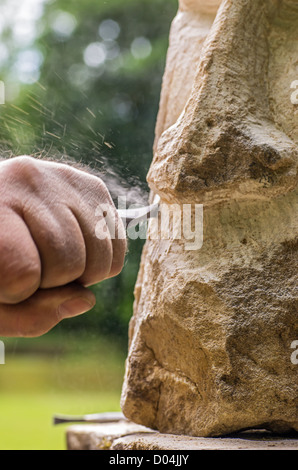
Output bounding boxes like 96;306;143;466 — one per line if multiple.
121;0;298;436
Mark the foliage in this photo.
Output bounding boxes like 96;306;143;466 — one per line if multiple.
0;0;177;343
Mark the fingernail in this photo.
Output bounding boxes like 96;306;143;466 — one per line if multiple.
58;297;95;319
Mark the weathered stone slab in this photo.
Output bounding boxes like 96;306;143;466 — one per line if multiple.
111;431;298;451
66;421;153;450
66;422;298;450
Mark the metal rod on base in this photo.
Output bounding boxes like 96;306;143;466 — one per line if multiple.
53;411;127;425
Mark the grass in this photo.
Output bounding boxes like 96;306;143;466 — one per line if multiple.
0;391;122;450
0;332;127;450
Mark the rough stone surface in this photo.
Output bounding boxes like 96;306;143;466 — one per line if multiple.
121;0;298;437
66;422;298;450
112;431;298;451
66;421;153;450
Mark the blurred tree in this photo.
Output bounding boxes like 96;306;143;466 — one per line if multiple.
0;0;177;344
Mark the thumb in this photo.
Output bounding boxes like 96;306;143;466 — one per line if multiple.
0;283;96;338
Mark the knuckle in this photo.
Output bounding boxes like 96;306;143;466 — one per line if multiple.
100;182;112;202
79;237;113;286
40;249;86;288
90;176;113;206
37;225;86;288
93;175;109;194
6;156;44;192
0;259;41;304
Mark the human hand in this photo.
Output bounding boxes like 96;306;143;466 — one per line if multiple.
0;156;126;337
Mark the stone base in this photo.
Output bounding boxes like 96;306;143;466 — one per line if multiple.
66;421;298;450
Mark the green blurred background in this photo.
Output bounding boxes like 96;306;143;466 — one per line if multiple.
0;0;177;449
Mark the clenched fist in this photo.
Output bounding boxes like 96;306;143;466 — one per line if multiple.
0;156;126;337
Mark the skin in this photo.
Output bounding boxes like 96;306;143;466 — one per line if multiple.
0;156;127;337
